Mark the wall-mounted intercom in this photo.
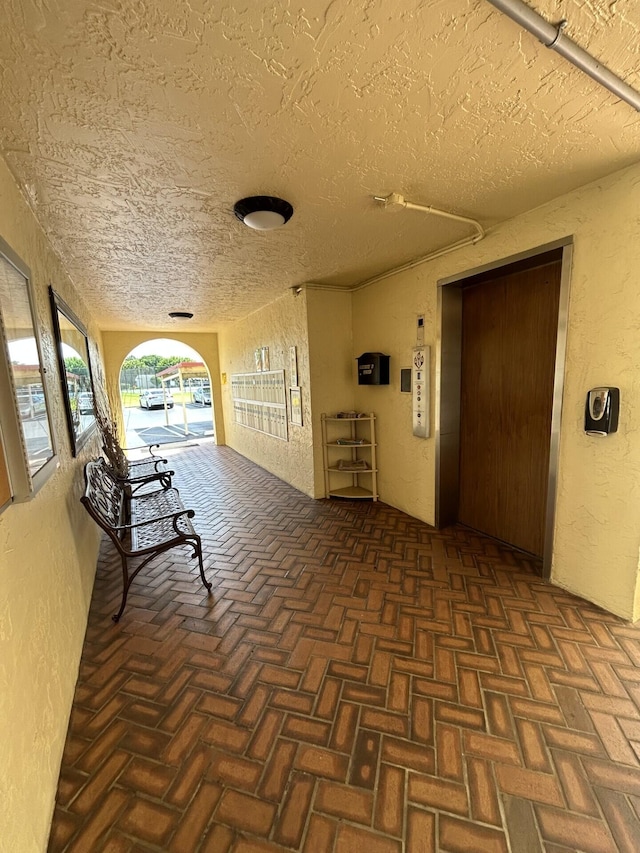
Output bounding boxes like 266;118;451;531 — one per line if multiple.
584;387;619;436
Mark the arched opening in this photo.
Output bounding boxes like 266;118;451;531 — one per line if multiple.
118;338;215;449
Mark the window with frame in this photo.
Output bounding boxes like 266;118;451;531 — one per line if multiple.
0;236;57;505
49;288;97;456
0;441;10;509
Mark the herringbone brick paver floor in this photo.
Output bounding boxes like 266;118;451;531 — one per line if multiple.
48;443;640;852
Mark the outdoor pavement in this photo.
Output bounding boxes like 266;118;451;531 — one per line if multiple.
122;401;214;449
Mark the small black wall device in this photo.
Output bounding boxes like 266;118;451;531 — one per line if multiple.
357;352;390;385
584;387;619;435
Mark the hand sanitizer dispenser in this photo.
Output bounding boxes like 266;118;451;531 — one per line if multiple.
585;388;619;436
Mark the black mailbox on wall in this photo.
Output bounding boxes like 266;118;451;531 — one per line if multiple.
357;352;390;385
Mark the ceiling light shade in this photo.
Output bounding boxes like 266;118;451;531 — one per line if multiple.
168;311;193;319
234;196;294;230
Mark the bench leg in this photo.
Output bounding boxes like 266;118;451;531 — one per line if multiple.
192;534;212;592
113;553;131;623
111;539;209;624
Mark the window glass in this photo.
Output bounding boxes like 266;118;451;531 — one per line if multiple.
0;252;55;478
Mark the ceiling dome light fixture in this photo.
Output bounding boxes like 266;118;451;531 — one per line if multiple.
168;311;193;319
234;195;294;231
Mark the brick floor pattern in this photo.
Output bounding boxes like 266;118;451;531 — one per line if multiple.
47;444;640;852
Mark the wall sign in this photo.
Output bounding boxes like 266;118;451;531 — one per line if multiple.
290;386;302;426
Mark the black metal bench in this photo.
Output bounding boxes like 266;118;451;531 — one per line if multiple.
82;457;211;622
104;442;175;494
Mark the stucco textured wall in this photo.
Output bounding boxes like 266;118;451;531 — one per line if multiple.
353;276;435;523
0;160;103;852
101;330;225;448
306;288;354;497
352;163;640;621
218;290;315;497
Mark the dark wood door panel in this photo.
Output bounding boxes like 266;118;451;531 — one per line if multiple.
459;261;561;556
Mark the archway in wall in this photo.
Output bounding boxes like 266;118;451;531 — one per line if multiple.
119;338;215;449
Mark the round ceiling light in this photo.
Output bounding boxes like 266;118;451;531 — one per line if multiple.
168;311;193;319
234;196;294;231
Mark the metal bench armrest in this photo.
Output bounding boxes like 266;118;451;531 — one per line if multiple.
116;507;195;532
123;467;175;484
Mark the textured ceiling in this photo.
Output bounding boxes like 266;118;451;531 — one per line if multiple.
1;0;639;331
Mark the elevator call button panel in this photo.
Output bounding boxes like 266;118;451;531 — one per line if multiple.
412;347;429;438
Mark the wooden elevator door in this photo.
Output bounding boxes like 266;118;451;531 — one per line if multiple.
458;261;561;557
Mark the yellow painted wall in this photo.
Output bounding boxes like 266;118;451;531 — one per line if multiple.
352;274;434;522
0;159;103;852
307;288;354;497
352;162;640;621
101;331;225;448
218;290;316;497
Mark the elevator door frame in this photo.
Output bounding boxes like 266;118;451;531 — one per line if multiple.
435;237;573;578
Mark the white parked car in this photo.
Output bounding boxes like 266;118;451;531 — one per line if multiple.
139;389;173;409
77;392;94;414
17;391;46;419
193;385;211;405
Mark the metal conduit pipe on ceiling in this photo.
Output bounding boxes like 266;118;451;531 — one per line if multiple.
485;0;640;112
373;192;485;242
